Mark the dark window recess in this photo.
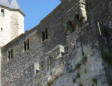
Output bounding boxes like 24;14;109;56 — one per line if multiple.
42;32;45;41
1;28;3;31
68;21;74;29
79;16;85;22
42;28;48;41
24;41;27;51
45;28;48;39
36;70;40;73
75;14;80;20
24;39;30;51
1;9;5;16
8;49;13;61
8;51;10;60
27;39;30;49
66;21;75;34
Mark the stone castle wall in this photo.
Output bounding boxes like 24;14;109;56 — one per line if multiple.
0;0;112;86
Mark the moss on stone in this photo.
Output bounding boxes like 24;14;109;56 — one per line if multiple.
92;78;97;85
76;72;80;79
101;50;112;65
72;78;76;83
47;76;55;86
82;55;87;64
79;83;83;86
47;79;54;86
76;63;81;70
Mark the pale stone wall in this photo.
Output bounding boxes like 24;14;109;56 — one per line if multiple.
17;12;24;35
10;11;24;40
0;6;24;47
0;7;11;47
0;48;1;86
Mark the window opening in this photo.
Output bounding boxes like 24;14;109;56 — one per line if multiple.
66;21;75;35
27;39;29;50
24;39;30;51
24;41;27;51
1;28;3;31
75;14;80;20
45;28;48;39
8;49;13;61
1;9;5;16
42;32;45;41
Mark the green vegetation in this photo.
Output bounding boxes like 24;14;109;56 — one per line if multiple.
76;72;80;79
47;79;54;86
82;55;87;64
101;50;112;65
76;63;81;70
37;80;41;85
79;83;83;86
92;78;97;85
41;81;44;86
72;78;76;83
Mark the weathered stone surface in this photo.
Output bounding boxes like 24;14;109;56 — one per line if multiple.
0;0;112;86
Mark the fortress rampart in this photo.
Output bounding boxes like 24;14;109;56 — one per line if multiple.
0;0;112;86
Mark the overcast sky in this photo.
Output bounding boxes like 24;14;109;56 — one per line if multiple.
15;0;61;31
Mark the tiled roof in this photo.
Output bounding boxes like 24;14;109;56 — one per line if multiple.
0;0;24;15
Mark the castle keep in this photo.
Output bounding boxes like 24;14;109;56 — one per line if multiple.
0;0;112;86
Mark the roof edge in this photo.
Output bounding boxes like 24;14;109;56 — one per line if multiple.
0;5;25;16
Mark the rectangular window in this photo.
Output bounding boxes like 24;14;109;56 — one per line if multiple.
24;39;30;51
11;49;13;59
8;49;13;62
42;32;45;41
1;9;5;16
27;39;30;50
45;28;48;39
8;51;11;60
24;41;27;51
42;28;48;42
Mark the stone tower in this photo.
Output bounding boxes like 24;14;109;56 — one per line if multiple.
0;0;24;47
